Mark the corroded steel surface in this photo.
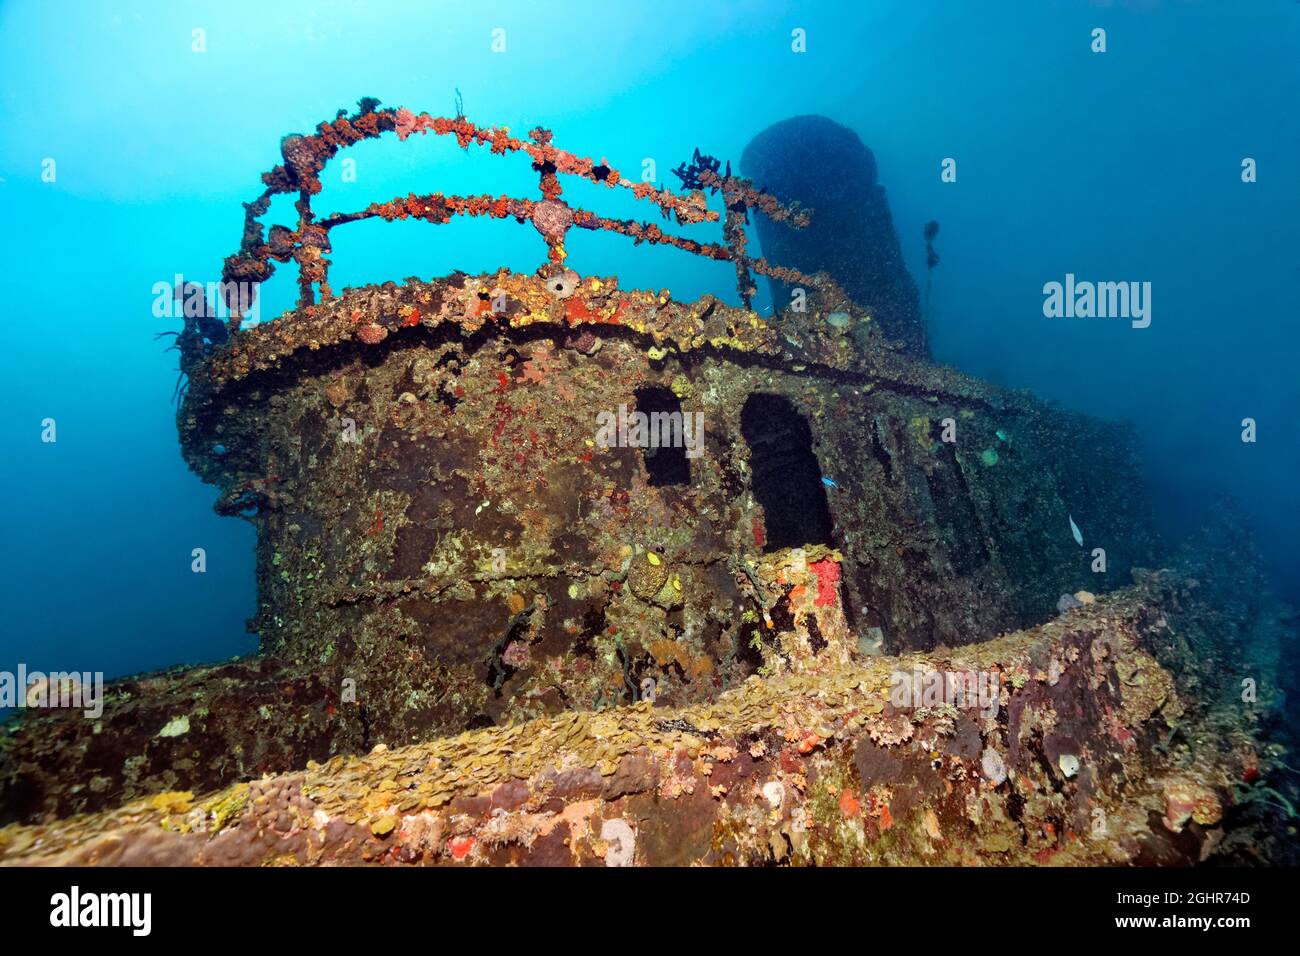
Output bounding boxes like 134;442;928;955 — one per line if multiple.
0;573;1277;866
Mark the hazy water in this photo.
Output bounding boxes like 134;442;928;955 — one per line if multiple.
1;0;1297;689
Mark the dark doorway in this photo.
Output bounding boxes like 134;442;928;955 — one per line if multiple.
740;393;835;550
635;385;691;486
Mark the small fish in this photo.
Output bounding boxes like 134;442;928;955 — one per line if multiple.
821;476;838;489
1069;514;1084;547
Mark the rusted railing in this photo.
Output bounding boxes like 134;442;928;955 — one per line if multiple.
220;98;833;326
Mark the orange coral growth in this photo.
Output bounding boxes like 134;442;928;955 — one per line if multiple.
448;836;475;861
808;558;841;607
646;639;712;683
564;297;596;325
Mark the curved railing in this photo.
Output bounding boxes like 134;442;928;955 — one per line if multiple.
220;98;835;325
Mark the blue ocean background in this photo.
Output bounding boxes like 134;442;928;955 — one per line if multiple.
1;0;1297;692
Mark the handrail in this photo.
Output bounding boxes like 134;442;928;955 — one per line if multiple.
219;98;835;326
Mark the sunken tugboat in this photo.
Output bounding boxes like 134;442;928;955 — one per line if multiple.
0;101;1289;867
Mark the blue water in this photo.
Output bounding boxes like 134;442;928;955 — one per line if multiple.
1;0;1297;689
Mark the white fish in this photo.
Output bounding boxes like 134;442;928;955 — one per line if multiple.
1069;514;1084;547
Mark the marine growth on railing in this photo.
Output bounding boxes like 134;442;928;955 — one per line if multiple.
220;98;838;326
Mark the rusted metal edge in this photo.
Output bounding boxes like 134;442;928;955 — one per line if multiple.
180;271;1015;434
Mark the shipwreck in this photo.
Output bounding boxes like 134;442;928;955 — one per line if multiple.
1;101;1292;867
